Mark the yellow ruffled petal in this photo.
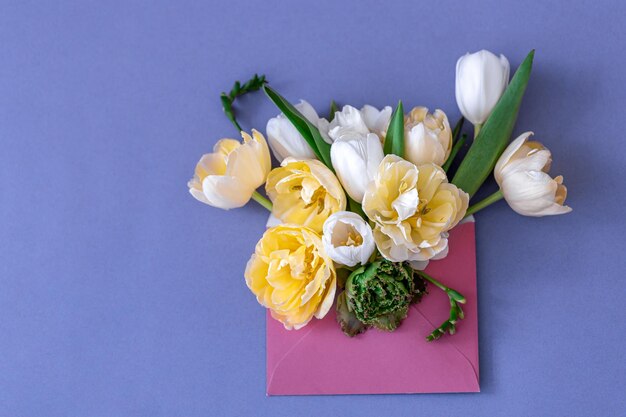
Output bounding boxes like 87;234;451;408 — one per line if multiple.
244;225;336;330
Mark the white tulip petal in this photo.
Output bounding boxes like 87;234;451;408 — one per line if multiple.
361;104;392;137
201;175;253;209
266;116;316;162
331;132;384;202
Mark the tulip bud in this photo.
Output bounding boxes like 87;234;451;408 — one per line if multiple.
330;132;384;202
266;100;329;163
404;107;452;166
188;130;271;209
455;50;510;126
322;212;376;267
495;132;572;216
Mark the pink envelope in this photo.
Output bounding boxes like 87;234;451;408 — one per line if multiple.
266;221;479;395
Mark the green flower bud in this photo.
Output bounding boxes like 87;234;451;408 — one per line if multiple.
345;259;426;331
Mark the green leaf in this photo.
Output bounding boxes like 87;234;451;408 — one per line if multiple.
263;85;333;168
336;291;368;337
329;100;338;122
452;50;535;197
383;100;404;157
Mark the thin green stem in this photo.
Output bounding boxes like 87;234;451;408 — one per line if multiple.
465;189;504;217
474;123;482;139
220;74;267;133
229;117;242;132
251;191;273;211
418;271;465;303
443;133;467;172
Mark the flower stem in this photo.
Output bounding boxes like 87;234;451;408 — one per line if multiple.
220;74;267;133
465;189;504;217
443;133;467;172
474;123;482;139
251;191;273;211
417;271;466;304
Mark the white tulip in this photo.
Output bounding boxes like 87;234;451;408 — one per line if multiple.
360;105;393;139
456;50;510;126
322;211;376;267
188;130;271;209
330;132;384;202
404;106;453;166
266;100;329;162
328;104;392;141
495;132;572;216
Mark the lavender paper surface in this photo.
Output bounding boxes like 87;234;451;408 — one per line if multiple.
1;1;625;416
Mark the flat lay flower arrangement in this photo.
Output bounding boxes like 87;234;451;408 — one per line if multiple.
189;49;571;344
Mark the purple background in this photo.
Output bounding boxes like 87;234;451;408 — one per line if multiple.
1;1;625;416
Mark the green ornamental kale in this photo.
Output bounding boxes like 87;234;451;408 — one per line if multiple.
344;259;426;332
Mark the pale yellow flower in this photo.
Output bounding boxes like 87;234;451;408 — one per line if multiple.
362;155;468;263
188;129;271;209
245;224;337;330
404;107;453;166
265;158;346;233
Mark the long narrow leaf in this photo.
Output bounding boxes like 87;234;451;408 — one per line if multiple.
452;50;535;197
383;101;404;157
263;85;333;168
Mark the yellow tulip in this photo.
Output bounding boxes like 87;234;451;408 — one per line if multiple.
362;155;468;263
265;158;346;233
245;224;337;330
188;129;271;209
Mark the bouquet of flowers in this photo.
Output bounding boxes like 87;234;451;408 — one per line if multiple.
188;49;571;342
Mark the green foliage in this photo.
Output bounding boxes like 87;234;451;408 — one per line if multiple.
329;100;338;121
442;117;465;172
416;271;467;342
220;74;267;131
383;101;405;157
263;85;333;168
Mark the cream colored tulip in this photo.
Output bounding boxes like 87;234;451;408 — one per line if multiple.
363;155;468;262
265;158;346;233
404;107;453;166
495;132;572;216
188;130;271;209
